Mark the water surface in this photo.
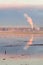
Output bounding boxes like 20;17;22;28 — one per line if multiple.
0;34;43;57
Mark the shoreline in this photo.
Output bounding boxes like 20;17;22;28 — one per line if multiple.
0;53;43;59
0;31;43;35
0;54;43;65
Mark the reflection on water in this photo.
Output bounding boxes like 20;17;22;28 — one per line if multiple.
24;35;33;50
0;34;43;57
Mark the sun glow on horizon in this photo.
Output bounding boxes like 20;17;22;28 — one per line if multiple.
0;0;43;8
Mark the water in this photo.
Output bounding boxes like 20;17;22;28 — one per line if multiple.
0;35;43;57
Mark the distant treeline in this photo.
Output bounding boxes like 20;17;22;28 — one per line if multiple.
0;27;43;32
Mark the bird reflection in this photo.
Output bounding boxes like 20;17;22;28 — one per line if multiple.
24;35;33;50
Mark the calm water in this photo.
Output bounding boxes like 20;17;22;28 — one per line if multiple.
0;35;43;57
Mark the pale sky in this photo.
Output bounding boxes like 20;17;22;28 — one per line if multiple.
0;0;43;8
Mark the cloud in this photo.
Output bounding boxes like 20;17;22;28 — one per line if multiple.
24;13;33;29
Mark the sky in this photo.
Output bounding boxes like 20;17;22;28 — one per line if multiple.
0;0;43;8
0;0;43;27
0;0;43;4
